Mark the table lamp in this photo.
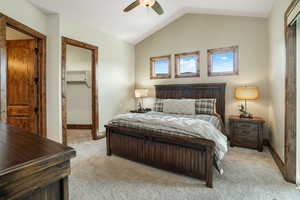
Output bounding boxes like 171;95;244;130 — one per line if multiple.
135;89;149;111
235;87;259;118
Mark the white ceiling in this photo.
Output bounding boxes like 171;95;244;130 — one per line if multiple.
29;0;274;44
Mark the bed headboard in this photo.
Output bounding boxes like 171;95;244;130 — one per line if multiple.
155;83;226;123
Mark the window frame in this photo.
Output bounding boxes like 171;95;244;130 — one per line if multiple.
175;51;200;78
207;46;239;77
150;55;172;80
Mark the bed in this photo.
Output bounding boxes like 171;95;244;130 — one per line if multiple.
105;83;227;188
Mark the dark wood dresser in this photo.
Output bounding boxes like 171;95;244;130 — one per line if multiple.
0;122;76;200
229;116;265;152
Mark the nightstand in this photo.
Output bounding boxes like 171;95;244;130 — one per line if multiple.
229;115;265;152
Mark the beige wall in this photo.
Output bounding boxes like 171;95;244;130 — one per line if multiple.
46;14;62;142
66;45;92;124
0;0;47;35
135;14;270;133
268;0;293;161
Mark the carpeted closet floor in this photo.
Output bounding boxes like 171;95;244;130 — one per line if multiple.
69;138;300;200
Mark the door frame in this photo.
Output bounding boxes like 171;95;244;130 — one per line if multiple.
284;0;300;183
0;13;47;137
61;37;100;145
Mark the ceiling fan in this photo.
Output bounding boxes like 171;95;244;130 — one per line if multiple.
123;0;164;15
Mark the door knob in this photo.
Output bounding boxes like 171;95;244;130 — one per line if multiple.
34;107;39;113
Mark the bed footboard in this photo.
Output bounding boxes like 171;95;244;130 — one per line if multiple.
105;125;215;188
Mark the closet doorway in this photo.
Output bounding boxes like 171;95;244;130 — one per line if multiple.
0;13;46;136
61;37;101;145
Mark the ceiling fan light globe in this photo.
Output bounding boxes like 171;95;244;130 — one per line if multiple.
139;0;156;7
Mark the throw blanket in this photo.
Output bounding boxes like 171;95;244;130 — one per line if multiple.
109;112;228;174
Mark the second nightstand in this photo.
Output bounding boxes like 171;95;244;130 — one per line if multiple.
229;116;265;152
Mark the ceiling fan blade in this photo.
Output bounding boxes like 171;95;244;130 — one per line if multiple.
123;0;140;12
151;1;164;15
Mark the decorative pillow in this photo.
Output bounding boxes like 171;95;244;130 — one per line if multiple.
153;98;164;112
163;99;196;115
195;99;216;115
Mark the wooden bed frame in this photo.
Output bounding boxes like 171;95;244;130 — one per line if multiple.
105;83;226;188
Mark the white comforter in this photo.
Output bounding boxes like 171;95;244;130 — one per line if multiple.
110;112;228;162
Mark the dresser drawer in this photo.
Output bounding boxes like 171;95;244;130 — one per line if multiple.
233;127;258;144
231;122;259;148
235;122;258;131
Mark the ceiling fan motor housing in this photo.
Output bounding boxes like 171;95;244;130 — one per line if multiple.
139;0;156;7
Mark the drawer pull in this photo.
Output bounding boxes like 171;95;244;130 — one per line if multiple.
240;131;250;137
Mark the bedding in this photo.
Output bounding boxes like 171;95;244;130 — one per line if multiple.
144;111;223;131
163;99;195;115
109;111;228;173
195;99;216;115
153;99;164;112
153;98;217;115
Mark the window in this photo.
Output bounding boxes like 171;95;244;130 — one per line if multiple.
175;51;200;78
207;46;239;76
150;55;171;79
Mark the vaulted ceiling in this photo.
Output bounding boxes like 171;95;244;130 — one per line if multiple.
29;0;274;44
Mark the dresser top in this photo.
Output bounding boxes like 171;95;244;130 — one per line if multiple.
0;122;76;176
229;115;265;122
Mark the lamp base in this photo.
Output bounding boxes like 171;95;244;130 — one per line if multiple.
239;113;253;119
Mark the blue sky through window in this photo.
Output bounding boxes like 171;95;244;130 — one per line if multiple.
154;59;169;74
179;56;197;73
212;52;234;72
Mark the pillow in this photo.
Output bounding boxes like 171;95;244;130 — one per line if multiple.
153;98;164;112
195;99;216;115
163;99;196;115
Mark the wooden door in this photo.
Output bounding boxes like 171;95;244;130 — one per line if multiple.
6;40;38;134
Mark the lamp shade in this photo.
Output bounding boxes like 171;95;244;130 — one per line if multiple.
235;87;259;100
135;89;149;98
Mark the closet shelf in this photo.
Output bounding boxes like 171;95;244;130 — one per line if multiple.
66;70;91;88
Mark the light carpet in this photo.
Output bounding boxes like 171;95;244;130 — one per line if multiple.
69;139;300;200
